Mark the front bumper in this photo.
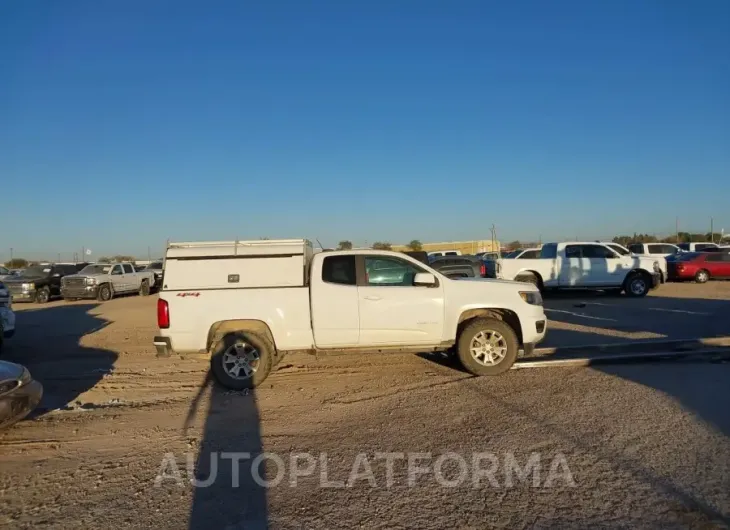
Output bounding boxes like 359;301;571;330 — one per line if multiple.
61;285;100;299
8;289;36;302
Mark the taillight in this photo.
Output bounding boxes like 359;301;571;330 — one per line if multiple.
676;264;685;272
480;263;487;277
157;298;170;329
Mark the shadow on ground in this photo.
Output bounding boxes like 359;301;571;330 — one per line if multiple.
185;372;267;529
2;302;117;413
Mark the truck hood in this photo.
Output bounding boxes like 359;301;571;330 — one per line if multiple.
63;273;105;280
3;275;46;283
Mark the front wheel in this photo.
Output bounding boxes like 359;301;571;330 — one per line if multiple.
695;269;710;284
139;280;151;296
35;287;50;304
97;284;113;302
457;318;519;376
624;272;651;297
210;332;274;390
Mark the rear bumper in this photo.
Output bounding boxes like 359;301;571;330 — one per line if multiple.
61;285;99;299
153;336;173;357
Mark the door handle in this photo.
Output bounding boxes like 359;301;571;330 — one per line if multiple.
364;295;382;301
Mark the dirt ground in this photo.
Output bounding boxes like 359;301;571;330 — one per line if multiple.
1;284;729;529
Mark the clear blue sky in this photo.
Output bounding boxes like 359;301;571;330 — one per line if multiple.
2;0;729;259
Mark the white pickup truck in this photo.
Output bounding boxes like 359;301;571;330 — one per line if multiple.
497;242;663;297
154;239;547;389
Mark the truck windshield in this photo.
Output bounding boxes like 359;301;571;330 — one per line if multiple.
608;244;630;256
80;264;112;275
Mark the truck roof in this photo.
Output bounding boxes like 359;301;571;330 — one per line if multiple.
166;239;312;259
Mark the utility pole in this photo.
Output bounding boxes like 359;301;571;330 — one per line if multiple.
676;217;679;244
710;217;714;243
57;253;61;263
9;248;12;265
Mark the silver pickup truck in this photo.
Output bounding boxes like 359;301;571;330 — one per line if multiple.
61;262;155;302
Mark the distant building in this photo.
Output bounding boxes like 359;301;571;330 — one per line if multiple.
392;240;501;255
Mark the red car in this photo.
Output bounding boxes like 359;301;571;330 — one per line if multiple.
667;252;730;283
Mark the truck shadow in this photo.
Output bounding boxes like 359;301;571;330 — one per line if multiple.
3;303;118;413
420;322;730;525
185;372;267;529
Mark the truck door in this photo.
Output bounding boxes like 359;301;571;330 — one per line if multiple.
310;255;360;347
560;244;610;286
357;255;444;345
110;264;126;291
122;264;136;290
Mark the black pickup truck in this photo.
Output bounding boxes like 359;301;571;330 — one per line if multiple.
3;263;88;303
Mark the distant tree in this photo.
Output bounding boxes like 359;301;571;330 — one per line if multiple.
407;240;423;251
4;258;28;269
506;240;522;250
337;240;353;250
97;257;111;263
372;242;392;251
112;255;136;263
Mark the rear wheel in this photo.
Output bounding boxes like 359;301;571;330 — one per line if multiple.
211;332;274;390
695;269;710;284
35;287;50;304
515;273;541;290
139;280;151;296
624;272;651;297
457;318;519;376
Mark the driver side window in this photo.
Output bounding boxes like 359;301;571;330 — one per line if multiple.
365;257;422;286
111;265;123;275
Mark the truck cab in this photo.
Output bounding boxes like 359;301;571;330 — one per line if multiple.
155;239;547;389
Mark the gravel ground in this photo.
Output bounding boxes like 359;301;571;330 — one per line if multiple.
0;284;729;529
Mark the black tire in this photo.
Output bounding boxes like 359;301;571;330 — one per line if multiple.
35;287;50;304
97;283;113;302
139;280;151;296
624;272;651;297
210;332;274;390
515;273;540;289
457;318;519;376
695;269;710;284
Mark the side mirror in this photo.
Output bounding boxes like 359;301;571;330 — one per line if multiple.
414;272;437;287
53;273;61;278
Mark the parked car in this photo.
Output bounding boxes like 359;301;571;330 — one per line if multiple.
3;263;88;303
677;242;719;252
475;251;501;260
427;250;462;260
0;360;43;430
61;262;156;302
0;282;16;352
154;239;547;389
430;255;486;279
627;242;683;257
666;252;730;283
496;242;662;297
144;261;165;288
0;266;16;282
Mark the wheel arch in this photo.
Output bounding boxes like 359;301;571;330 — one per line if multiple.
207;319;277;352
514;269;544;289
456;308;523;346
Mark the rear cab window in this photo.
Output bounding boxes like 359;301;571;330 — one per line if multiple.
322;255;356;285
123;264;134;274
540;244;558;259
